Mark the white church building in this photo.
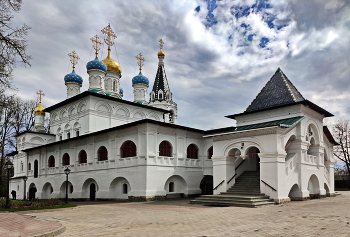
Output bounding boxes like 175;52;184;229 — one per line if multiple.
9;25;337;205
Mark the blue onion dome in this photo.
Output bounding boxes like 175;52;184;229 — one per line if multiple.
132;72;149;85
86;57;107;73
64;70;83;85
119;88;123;95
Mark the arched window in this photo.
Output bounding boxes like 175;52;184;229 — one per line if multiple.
169;182;174;192
48;156;55;168
79;150;87;164
97;146;108;161
120;141;137;158
28;163;31;171
21;162;23;171
62;153;70;166
70;185;73;193
187;144;198;159
76;130;79;137
67;132;70;139
123;183;128;194
34;160;38;178
208;146;213;159
159;141;172;157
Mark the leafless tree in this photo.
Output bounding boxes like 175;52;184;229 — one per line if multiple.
0;0;31;90
333;120;350;181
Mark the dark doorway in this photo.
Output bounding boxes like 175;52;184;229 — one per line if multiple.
90;183;96;201
29;187;37;200
200;175;213;195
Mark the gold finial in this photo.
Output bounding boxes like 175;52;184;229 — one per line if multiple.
135;53;145;72
90;35;103;57
159;39;164;51
158;39;165;57
34;90;45;115
101;23;117;49
68;50;80;71
36;90;45;103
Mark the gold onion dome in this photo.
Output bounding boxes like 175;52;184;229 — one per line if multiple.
101;50;122;75
34;102;45;115
157;50;165;57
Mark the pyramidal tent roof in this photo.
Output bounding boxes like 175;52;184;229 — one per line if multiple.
246;68;305;112
226;68;333;119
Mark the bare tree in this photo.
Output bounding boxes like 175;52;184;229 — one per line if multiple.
0;0;31;89
333;120;350;181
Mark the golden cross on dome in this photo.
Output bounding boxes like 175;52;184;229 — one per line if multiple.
135;53;145;72
68;50;80;70
36;90;45;103
158;39;164;51
101;23;117;48
90;35;103;57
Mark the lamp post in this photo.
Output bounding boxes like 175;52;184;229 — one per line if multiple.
4;160;14;208
23;176;28;200
64;167;71;203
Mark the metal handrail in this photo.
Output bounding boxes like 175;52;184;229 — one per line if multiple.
227;174;236;184
261;180;277;191
235;159;246;171
213;180;225;191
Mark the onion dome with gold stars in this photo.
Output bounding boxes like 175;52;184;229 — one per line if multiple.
86;57;107;72
64;70;83;85
132;72;149;85
119;88;123;95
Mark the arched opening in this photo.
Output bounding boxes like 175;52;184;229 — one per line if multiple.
79;150;87;164
164;175;187;195
28;183;37;200
48;156;55;168
122;183;128;194
62;153;70;166
187;144;198;159
59;181;73;198
246;147;260;171
308;174;320;198
169;182;174;192
200;175;213;195
207;146;213;159
109;177;130;199
97;146;108;161
120;141;137;158
34;160;38;178
42;182;53;199
82;178;98;201
159;141;172;157
288;183;301;201
90;183;96;201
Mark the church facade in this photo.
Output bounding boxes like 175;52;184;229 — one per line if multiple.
9;25;337;204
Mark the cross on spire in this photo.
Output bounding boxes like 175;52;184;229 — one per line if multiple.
135;53;145;72
158;39;164;51
90;35;103;57
36;90;45;103
68;50;80;70
101;23;117;49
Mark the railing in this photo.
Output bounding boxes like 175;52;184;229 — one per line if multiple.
261;180;277;191
227;174;236;184
235;159;246;171
213;180;225;191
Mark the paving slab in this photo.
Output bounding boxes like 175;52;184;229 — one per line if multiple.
1;192;349;236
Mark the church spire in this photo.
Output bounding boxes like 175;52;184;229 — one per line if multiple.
64;51;83;99
33;90;46;133
148;39;178;123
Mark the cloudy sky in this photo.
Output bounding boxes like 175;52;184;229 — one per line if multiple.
10;0;350;130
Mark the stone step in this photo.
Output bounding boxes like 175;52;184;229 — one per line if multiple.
190;199;275;208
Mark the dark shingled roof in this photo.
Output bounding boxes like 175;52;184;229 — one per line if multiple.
245;68;305;112
226;68;333;119
323;126;339;145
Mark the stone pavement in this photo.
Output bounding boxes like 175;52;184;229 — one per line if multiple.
1;192;350;236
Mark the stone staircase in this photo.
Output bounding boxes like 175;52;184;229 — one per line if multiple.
190;171;275;207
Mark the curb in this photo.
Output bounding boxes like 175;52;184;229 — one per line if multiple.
31;223;66;237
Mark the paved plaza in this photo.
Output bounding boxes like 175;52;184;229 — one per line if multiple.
1;192;350;236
